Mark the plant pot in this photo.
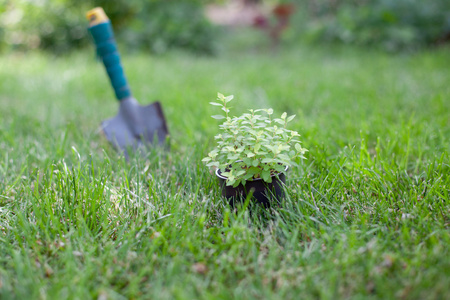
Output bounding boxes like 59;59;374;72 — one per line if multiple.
215;166;288;207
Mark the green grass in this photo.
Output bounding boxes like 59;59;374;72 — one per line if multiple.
0;38;449;299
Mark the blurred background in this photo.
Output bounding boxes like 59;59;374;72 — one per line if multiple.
1;0;449;55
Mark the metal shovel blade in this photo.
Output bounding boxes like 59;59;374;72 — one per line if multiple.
101;97;169;156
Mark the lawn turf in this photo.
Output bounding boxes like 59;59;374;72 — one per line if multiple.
0;41;449;299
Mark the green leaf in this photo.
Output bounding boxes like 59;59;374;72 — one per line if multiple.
287;115;296;122
277;154;290;161
212;115;225;119
231;179;240;188
236;170;246;176
252;160;259;167
202;157;211;162
236;147;245;153
247;166;260;176
281;112;287;119
261;170;271;182
295;143;302;152
274;164;285;172
247;152;255;158
227;178;236;186
243;173;254;181
228;154;240;161
224;95;234;103
209;102;223;106
265;144;275;152
261;158;273;164
209;149;219;157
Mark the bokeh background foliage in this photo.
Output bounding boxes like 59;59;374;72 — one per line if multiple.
0;0;218;54
293;0;450;51
1;0;450;54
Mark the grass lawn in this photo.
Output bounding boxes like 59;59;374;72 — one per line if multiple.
0;37;449;299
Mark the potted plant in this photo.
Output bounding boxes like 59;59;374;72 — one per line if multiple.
203;93;307;206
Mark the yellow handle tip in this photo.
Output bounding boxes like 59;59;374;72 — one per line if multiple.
86;7;109;26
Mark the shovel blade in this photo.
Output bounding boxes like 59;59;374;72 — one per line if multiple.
101;100;169;156
140;101;169;144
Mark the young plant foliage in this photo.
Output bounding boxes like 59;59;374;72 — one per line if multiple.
203;93;307;187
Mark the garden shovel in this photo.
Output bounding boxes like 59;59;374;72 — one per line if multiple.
86;7;169;156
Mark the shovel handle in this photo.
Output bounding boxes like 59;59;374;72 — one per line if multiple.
86;7;131;101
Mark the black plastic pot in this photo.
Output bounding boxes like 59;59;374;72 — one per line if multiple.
215;166;288;207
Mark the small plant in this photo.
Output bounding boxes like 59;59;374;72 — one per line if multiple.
203;93;307;187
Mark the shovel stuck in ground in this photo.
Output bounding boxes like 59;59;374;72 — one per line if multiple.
86;7;169;157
